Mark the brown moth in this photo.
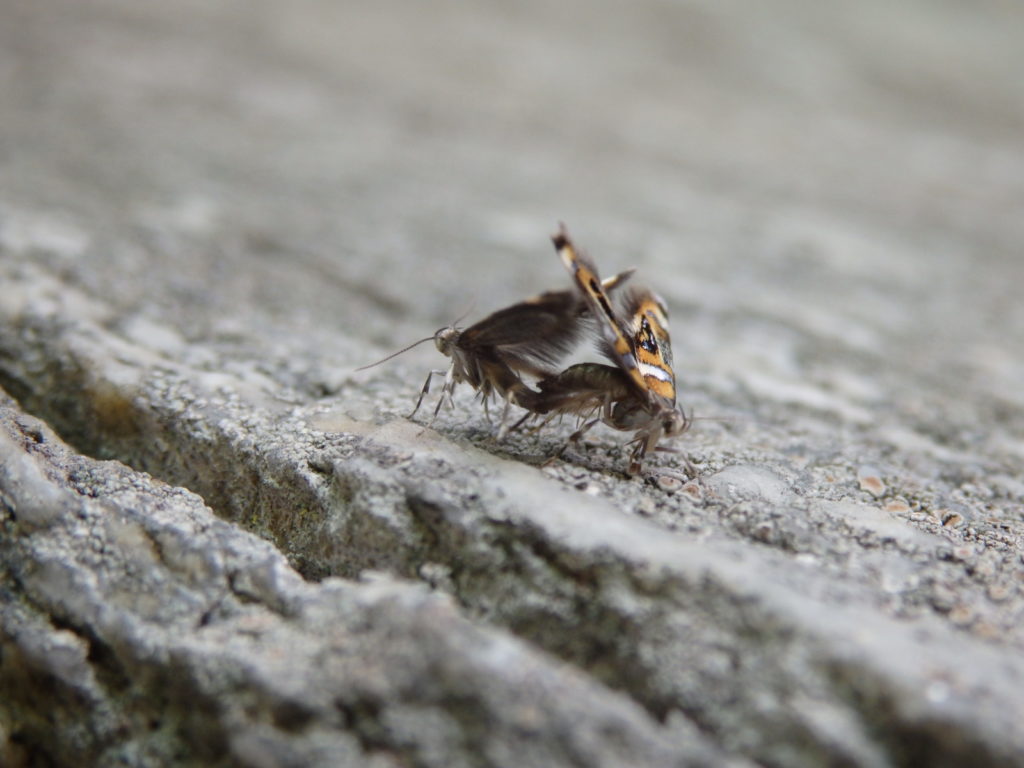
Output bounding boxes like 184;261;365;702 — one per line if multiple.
360;258;632;436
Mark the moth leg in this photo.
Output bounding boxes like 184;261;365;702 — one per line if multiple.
409;369;449;419
627;429;661;476
427;367;457;425
431;387;450;421
567;418;601;449
627;445;645;475
509;410;534;433
571;419;599;442
528;413;558;435
575;403;601;430
507;408;552;435
540;416;601;469
623;434;645;475
495;398;513;440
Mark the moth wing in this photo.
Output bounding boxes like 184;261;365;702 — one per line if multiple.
458;290;580;374
551;226;649;395
619;287;677;404
459;271;635;378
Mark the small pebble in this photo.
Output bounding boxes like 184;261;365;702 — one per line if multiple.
656;475;683;493
857;466;886;497
680;481;703;502
930;585;956;611
635;497;657;517
753;521;775;542
951;545;975;562
973;622;1001;640
948;604;975;627
987;584;1011;602
973;559;996;579
942;511;965;528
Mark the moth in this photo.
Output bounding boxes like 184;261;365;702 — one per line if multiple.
359;259;633;436
521;226;689;474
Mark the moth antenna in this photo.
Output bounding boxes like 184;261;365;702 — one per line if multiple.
354;336;435;371
355;300;475;372
450;300;475;327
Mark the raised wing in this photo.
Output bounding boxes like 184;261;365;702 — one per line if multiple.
552;225;649;396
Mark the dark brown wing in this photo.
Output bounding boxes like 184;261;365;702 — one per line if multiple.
458;271;633;378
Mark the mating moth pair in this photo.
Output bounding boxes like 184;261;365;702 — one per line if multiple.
361;225;689;474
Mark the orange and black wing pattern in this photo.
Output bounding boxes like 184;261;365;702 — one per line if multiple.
552;225;676;406
621;289;676;404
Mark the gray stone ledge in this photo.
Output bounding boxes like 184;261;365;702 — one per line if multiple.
3;252;1024;767
1;401;722;768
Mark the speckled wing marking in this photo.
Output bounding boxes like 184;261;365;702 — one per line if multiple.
624;291;676;403
551;226;649;395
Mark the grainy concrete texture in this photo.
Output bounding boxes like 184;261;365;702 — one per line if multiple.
2;1;1023;767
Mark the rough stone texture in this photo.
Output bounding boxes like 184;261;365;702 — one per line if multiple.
2;0;1024;766
1;400;723;768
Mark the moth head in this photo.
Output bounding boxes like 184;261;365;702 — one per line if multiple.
662;404;690;438
434;326;460;357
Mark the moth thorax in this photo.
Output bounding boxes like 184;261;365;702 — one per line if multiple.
434;327;460;357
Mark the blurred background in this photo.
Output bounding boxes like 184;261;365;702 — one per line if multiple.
2;0;1023;444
